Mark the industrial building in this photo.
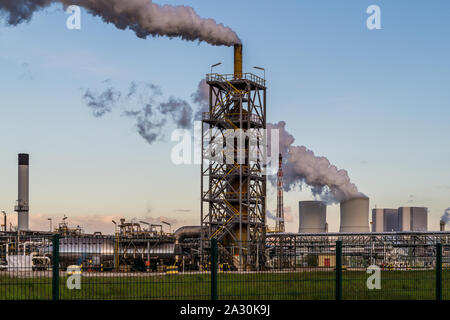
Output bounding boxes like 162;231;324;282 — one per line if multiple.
399;207;428;231
372;208;400;232
0;45;443;275
372;207;428;232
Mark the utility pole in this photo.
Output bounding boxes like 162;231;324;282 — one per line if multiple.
1;211;6;232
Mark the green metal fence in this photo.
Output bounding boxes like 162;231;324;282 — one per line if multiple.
0;233;449;300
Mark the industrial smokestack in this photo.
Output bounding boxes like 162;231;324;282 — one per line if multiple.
234;44;243;78
15;153;29;231
276;153;285;232
440;208;450;228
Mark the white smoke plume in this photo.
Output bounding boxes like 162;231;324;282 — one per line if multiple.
441;208;450;224
189;81;363;203
266;207;293;223
0;0;240;46
191;79;209;120
268;121;364;204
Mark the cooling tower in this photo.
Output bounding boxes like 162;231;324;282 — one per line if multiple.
339;197;370;233
298;201;327;233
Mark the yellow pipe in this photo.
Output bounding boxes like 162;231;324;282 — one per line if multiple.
234;44;242;79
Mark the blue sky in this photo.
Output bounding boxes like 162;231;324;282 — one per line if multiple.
0;0;449;233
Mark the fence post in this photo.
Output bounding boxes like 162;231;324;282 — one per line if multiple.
211;238;218;300
335;240;342;300
436;242;442;300
52;233;60;301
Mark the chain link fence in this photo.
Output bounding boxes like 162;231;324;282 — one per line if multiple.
0;232;448;300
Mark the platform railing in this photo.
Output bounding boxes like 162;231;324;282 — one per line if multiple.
206;73;266;87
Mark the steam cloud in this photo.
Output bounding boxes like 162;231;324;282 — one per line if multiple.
192;82;363;203
83;81;194;144
268;121;363;204
191;79;209;120
266;207;293;223
266;209;282;222
0;0;240;46
441;208;450;224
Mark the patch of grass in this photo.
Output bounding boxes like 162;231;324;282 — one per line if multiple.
1;270;449;300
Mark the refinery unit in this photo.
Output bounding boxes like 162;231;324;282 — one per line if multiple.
1;46;448;275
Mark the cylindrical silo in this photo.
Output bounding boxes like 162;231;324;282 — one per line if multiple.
339;197;370;233
298;201;327;233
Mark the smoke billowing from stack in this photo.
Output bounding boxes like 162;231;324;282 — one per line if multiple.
441;208;450;225
268;121;363;204
192;85;363;204
0;0;240;46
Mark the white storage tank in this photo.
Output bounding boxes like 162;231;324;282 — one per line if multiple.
339;196;370;233
298;201;327;233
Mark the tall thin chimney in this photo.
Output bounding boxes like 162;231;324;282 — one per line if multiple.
15;153;29;231
276;153;285;232
234;44;242;79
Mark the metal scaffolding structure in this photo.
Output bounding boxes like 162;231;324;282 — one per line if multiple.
200;71;266;270
265;231;450;269
276;153;285;233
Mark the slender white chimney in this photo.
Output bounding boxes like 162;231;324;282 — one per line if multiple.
15;153;29;231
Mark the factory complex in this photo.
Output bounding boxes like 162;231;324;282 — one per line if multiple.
1;45;448;276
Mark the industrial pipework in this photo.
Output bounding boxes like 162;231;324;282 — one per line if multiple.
15;153;29;231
